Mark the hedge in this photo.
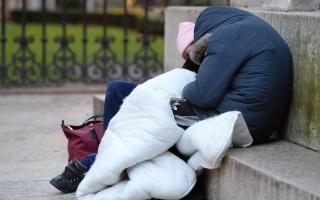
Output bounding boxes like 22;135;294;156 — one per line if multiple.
10;9;164;35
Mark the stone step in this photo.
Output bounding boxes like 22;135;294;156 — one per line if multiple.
93;95;105;115
93;95;320;200
206;140;320;200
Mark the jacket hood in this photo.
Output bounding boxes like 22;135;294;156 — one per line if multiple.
189;33;211;65
194;7;251;41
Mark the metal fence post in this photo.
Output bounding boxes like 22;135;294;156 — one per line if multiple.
82;0;88;81
0;0;6;85
41;0;47;82
123;0;128;80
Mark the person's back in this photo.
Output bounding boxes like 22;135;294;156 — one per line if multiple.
184;7;293;144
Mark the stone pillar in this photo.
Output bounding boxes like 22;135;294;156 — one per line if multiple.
46;0;56;11
229;0;265;8
8;0;22;10
164;6;207;71
28;0;41;10
87;0;96;13
210;0;229;6
263;0;320;11
26;0;60;11
229;0;320;11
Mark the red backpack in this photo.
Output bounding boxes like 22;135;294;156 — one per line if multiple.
61;115;104;162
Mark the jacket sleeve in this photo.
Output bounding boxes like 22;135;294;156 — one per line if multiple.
182;31;248;108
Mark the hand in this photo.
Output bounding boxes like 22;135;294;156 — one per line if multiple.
170;98;196;116
170;98;200;128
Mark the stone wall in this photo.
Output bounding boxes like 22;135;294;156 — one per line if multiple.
164;7;206;71
263;0;320;11
229;0;265;8
249;9;320;151
229;0;320;11
164;6;320;151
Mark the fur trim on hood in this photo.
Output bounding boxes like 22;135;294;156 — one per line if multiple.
189;33;211;65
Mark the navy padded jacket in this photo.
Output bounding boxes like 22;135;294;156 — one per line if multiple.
182;7;293;144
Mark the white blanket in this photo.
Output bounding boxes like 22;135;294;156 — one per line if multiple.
77;69;253;200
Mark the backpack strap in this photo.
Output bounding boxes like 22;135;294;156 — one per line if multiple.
82;115;103;124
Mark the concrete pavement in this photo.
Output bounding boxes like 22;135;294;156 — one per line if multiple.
0;94;101;200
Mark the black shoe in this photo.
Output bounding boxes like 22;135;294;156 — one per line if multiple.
50;160;88;193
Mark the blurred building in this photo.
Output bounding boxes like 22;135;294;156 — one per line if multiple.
0;0;96;14
0;0;210;19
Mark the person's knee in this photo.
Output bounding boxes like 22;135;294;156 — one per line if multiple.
107;80;126;93
107;80;138;99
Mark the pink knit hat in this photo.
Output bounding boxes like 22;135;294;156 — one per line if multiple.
176;22;195;58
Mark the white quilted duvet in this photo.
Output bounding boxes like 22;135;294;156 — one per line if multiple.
76;69;253;200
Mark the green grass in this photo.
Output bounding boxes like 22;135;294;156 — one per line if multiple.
2;22;164;66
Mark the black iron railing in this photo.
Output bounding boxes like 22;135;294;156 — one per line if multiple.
0;0;168;86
